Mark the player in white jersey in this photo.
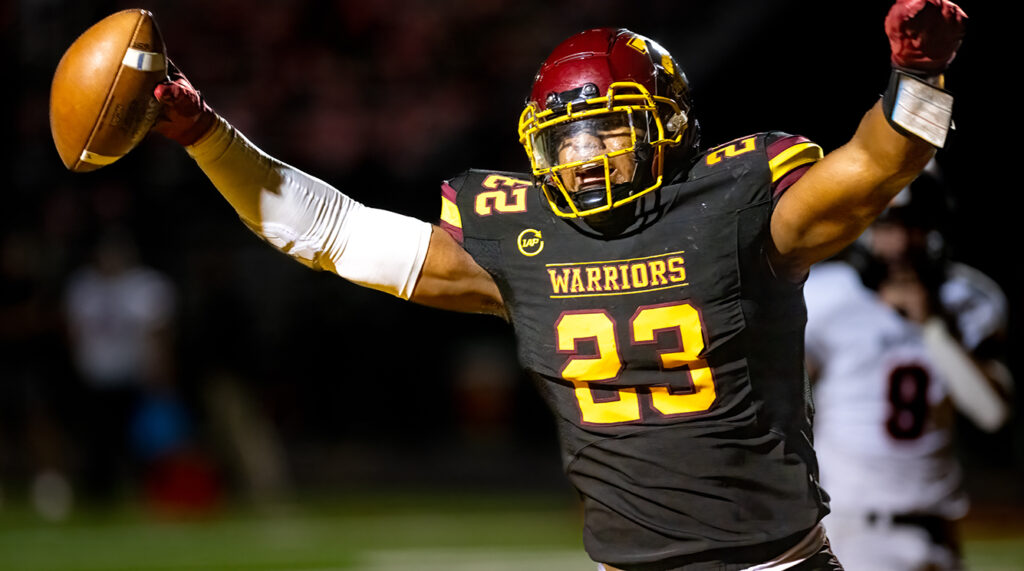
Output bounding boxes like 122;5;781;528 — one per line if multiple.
861;163;1013;431
805;261;968;570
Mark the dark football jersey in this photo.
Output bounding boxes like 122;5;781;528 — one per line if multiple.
439;132;827;569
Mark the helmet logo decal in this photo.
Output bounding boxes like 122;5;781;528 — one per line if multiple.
625;36;648;55
517;229;544;257
661;54;675;76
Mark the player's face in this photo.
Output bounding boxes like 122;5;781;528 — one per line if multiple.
869;220;929;264
545;115;642;194
556;128;638;193
869;222;910;263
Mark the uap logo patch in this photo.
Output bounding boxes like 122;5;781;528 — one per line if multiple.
517;229;544;257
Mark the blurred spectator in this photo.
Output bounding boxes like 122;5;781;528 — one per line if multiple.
62;226;185;503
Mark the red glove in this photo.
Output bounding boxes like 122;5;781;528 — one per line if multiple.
885;0;967;74
151;60;216;146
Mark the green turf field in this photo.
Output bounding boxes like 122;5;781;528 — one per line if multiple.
0;492;591;570
1;492;1022;570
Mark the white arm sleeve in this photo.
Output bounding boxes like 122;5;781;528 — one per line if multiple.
185;116;432;299
922;317;1011;432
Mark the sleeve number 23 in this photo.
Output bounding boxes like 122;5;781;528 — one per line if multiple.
555;302;716;424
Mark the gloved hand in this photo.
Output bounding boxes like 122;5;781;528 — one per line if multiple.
885;0;967;74
151;60;216;146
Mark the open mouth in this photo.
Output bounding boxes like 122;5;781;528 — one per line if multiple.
573;164;607;192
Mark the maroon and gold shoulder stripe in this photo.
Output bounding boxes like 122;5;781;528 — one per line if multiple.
767;135;822;198
439;181;463;243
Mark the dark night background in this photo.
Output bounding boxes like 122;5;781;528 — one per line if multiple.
3;0;1020;520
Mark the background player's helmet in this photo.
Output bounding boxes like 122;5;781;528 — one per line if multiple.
518;28;699;218
850;159;953;294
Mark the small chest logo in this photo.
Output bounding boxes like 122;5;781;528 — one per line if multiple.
517;229;544;257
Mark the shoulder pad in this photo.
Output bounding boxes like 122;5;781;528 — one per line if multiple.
688;132;822;197
444;169;533;196
765;132;821;177
765;132;822;197
702;133;762;160
688;133;764;180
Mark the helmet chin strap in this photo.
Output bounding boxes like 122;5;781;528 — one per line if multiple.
572;182;634;213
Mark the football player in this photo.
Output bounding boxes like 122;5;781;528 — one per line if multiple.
804;259;974;571
149;1;966;569
804;166;1012;571
858;168;1014;430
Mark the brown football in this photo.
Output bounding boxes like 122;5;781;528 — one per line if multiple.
50;9;167;173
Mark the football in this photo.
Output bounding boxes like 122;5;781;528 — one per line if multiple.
50;9;167;173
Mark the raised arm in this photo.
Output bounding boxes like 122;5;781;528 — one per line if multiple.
769;102;935;278
768;0;966;280
152;65;504;316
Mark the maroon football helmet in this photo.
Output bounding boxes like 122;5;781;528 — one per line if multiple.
518;28;698;218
